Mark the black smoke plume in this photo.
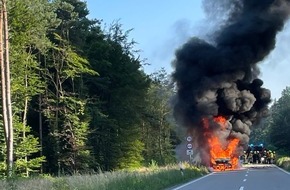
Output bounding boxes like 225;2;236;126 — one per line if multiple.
172;0;290;165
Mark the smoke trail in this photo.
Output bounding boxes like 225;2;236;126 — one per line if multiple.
172;0;290;165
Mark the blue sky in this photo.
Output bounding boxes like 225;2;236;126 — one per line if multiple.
85;0;205;74
85;0;290;100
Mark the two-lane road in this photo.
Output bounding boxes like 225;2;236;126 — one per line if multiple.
171;165;290;190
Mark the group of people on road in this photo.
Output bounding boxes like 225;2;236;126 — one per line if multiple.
241;145;276;164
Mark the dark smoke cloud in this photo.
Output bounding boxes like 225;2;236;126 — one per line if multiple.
172;0;290;164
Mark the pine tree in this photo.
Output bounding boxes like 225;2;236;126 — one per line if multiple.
86;23;150;170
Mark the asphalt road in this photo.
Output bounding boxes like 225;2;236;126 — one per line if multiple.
171;165;290;190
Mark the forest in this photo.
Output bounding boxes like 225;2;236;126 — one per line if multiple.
0;0;289;178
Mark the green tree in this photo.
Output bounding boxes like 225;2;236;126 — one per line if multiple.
2;0;58;177
142;69;178;165
13;117;45;176
0;0;13;177
41;34;96;174
40;0;97;174
268;87;290;155
86;23;150;171
249;118;271;146
269;87;290;155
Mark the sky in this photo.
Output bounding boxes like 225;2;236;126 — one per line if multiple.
85;0;290;101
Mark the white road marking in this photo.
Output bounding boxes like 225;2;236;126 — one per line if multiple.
245;174;248;177
172;173;214;190
274;165;290;175
239;186;244;190
243;179;247;182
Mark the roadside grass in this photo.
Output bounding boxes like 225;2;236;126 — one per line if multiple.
276;156;290;172
0;164;209;190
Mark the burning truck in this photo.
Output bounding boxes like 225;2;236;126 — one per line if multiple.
172;0;290;171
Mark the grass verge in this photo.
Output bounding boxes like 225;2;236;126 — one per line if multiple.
0;164;209;190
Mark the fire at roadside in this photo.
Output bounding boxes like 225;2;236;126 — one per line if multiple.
172;0;290;171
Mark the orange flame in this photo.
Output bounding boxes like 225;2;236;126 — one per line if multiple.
213;116;227;124
203;116;240;171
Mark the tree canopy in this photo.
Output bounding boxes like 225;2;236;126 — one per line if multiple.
0;0;179;177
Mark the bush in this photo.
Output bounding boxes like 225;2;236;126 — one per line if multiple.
276;157;290;171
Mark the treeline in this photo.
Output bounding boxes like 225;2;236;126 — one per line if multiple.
250;87;290;156
0;0;179;177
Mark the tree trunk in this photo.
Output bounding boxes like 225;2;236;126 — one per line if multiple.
23;66;28;177
0;0;13;177
39;94;43;174
0;6;8;144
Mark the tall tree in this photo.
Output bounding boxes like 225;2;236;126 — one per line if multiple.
142;69;178;165
86;23;150;171
268;87;290;155
41;35;96;174
4;0;58;176
0;0;13;177
40;0;97;174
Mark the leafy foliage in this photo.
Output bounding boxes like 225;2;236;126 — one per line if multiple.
0;0;58;177
40;2;97;174
86;22;150;171
141;69;179;165
268;87;290;155
0;0;182;178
